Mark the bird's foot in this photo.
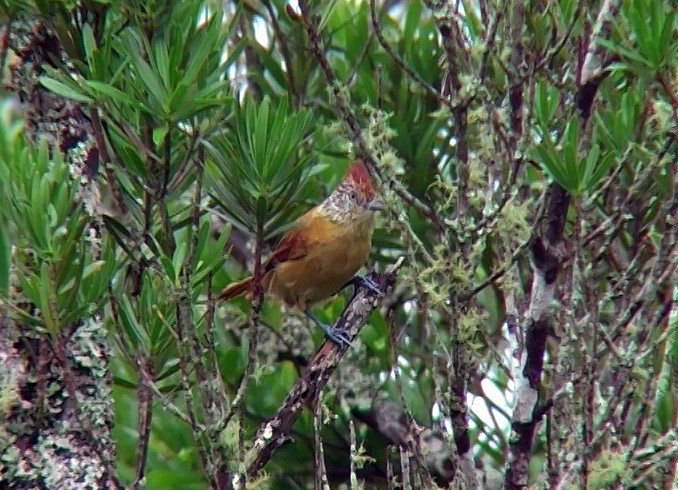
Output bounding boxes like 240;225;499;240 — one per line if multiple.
341;275;383;303
320;324;353;347
354;275;382;295
304;309;352;348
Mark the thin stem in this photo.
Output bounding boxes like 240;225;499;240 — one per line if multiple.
133;354;154;490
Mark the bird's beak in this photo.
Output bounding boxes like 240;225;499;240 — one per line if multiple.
366;197;384;211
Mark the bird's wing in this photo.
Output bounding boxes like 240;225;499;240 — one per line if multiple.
220;228;308;301
263;226;309;273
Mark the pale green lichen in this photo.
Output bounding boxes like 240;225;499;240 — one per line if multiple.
246;471;272;489
219;417;241;459
350;442;375;469
419;244;474;305
588;450;632;489
3;427;111;488
453;73;472;102
648;99;673;135
1;316;116;487
494;198;533;249
494;263;522;301
39;434;106;488
251;361;275;384
327;81;352;111
630;366;650;381
429;174;458;217
0;352;21;420
66;317;115;442
456;306;488;346
1;444;20;465
360;106;398;166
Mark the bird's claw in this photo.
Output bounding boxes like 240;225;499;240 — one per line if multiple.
305;309;352;348
320;324;353;348
342;275;383;296
353;275;382;295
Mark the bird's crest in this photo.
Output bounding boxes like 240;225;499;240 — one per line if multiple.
343;160;376;199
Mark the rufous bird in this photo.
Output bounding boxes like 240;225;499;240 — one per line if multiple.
218;159;383;346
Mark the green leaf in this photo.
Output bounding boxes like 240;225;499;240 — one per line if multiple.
146;469;205;490
204;96;315;239
562;119;579;189
153;38;171;93
85;80;140;108
219;346;246;385
56;243;86;314
39;262;57;334
250;42;288;92
317;0;340;32
155;359;181;382
402;0;424;43
167;82;190;117
182;17;220;89
535;80;558;129
588;151;616;190
193;220;230;286
81;23;97;72
579;143;600;192
562;120;578;166
126;37;166;113
658;11;676;60
559;0;576;21
118;294;151;354
533;136;573;192
593;111;620;152
172;241;187;283
460;0;481;41
38;76;93;103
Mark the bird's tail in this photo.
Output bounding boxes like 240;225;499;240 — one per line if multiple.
218;277;253;301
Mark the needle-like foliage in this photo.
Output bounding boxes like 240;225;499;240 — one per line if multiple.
204;96;316;240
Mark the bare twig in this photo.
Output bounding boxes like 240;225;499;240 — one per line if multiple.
369;0;452;110
133;354;154;490
386;446;395;489
313;391;330;490
221;212;267;490
400;446;412;490
349;419;359;489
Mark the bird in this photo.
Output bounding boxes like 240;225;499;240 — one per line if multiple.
218;159;384;346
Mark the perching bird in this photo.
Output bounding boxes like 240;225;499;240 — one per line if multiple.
218;159;383;346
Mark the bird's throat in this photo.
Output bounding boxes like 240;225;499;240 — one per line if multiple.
317;196;375;238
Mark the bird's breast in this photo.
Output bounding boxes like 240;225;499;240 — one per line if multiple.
266;218;373;310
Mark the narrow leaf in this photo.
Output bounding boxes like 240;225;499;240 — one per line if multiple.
39;76;93;103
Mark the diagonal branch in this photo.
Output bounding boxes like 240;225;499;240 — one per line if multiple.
246;257;405;476
368;0;452;110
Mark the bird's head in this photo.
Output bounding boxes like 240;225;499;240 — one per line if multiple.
320;160;384;225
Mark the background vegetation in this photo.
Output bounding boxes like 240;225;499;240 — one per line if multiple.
0;0;676;488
